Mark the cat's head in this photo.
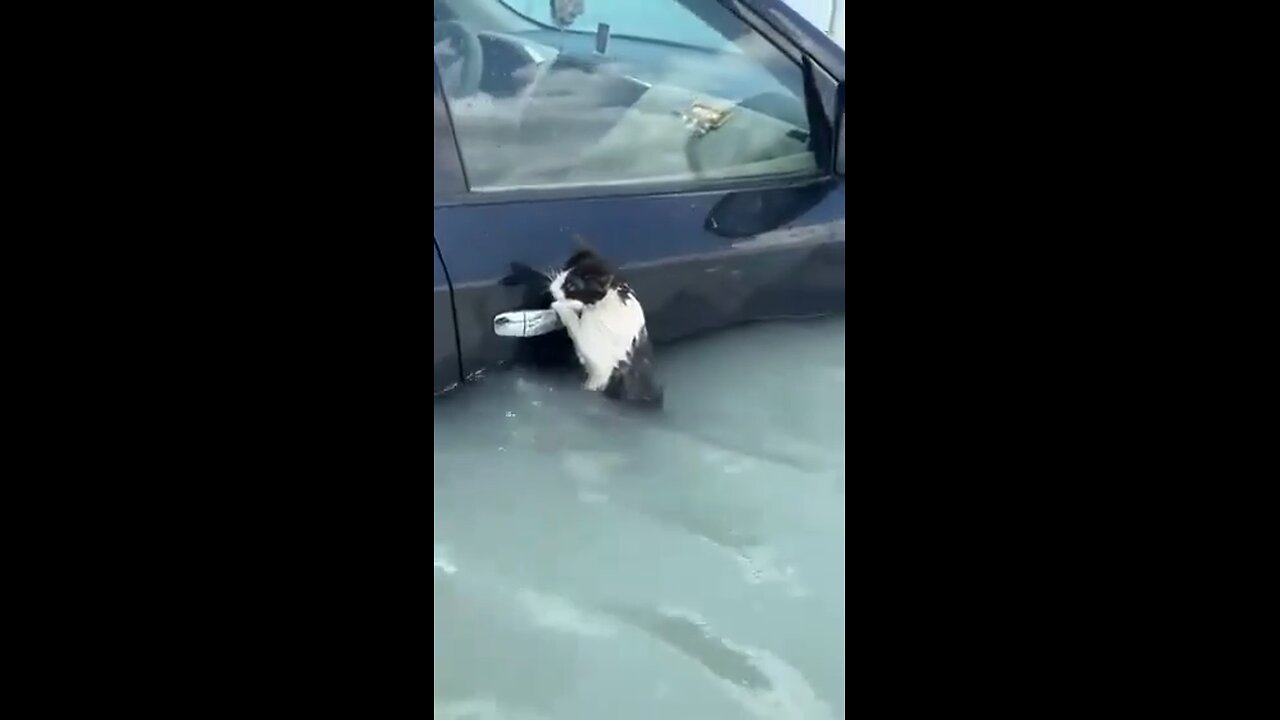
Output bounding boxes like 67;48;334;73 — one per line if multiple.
549;249;618;305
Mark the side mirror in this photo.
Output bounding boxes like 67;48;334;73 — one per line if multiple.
704;181;834;239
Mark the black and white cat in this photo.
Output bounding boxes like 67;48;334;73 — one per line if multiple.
548;250;664;407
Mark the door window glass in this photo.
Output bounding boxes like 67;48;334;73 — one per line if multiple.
434;0;820;192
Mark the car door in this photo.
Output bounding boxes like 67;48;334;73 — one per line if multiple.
432;0;845;389
434;56;471;396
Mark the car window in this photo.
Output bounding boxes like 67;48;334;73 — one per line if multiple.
434;0;820;192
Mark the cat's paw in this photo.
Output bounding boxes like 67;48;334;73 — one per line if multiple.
550;299;584;333
551;299;585;315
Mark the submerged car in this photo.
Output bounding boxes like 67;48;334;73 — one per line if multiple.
434;0;846;395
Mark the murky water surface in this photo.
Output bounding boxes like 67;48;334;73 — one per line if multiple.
434;318;845;719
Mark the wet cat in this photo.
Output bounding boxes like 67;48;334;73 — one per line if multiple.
548;249;664;408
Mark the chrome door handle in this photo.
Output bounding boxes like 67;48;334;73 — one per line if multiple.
493;309;563;337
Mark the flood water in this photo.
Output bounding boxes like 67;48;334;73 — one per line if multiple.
434;317;845;719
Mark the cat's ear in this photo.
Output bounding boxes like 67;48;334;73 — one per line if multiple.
563;248;599;270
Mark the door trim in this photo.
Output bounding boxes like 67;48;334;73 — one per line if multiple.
434;237;465;393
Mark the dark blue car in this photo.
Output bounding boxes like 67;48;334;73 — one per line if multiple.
434;0;845;395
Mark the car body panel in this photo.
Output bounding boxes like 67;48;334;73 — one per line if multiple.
436;181;844;384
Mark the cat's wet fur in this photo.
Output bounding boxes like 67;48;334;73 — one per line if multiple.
548;249;664;408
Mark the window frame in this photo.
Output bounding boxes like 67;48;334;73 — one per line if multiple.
434;60;470;200
432;0;842;208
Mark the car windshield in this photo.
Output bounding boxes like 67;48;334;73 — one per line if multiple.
434;317;846;719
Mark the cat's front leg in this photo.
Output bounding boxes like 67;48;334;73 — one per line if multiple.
551;299;585;337
552;298;585;313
